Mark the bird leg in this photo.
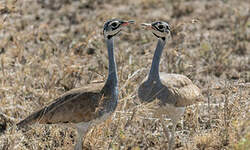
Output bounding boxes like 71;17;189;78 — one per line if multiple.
74;122;91;150
160;118;170;145
168;121;177;150
74;131;84;150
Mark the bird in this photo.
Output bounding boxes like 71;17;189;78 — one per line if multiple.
16;19;134;150
138;21;203;150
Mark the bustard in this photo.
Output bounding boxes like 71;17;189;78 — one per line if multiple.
138;21;203;150
17;19;134;150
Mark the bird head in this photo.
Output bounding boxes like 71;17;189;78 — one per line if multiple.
103;19;135;39
141;21;171;40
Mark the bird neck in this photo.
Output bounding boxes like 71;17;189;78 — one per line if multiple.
105;37;118;89
101;37;119;112
148;38;166;82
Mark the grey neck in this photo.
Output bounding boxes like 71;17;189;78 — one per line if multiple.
101;37;119;112
148;38;166;81
105;37;118;89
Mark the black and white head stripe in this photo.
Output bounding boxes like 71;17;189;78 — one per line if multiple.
142;21;171;40
151;21;170;32
103;19;134;39
103;19;121;34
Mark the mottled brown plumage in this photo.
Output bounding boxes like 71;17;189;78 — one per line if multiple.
17;83;105;127
161;73;203;107
139;73;203;108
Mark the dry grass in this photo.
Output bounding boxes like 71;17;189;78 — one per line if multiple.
0;0;249;149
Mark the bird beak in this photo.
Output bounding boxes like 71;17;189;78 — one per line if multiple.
141;23;152;30
121;20;135;26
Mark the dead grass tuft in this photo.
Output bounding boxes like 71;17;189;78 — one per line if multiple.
0;0;249;149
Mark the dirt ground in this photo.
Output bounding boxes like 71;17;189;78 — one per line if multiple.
0;0;249;149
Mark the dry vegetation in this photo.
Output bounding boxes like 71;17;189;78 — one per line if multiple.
0;0;249;149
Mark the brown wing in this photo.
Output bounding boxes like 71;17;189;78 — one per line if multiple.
159;73;203;107
17;83;105;128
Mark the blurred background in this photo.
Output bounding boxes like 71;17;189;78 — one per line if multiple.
0;0;249;149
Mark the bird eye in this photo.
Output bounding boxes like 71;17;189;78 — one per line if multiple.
158;24;164;30
111;22;118;28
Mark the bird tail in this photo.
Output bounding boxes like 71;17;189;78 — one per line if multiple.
16;108;47;129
